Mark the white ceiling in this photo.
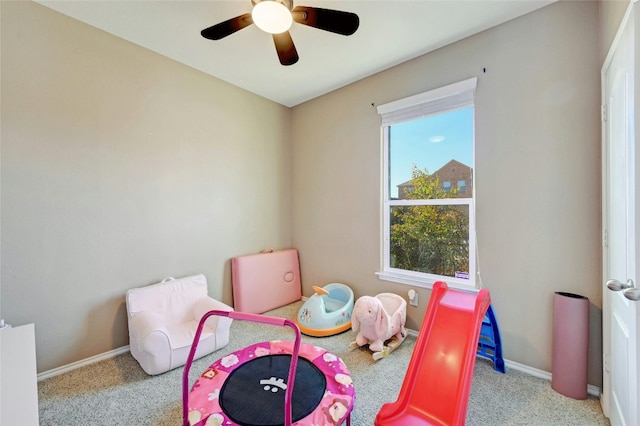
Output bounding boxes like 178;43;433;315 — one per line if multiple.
35;0;555;107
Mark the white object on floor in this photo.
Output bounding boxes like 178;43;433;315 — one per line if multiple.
1;323;39;425
126;274;233;375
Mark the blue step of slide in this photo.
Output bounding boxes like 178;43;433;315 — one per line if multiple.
477;304;506;373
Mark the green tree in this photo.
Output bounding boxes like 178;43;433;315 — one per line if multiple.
391;165;469;277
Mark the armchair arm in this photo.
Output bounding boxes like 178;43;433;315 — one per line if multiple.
128;311;173;375
192;297;233;346
192;297;233;328
129;310;170;351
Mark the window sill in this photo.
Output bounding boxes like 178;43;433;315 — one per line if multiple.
376;270;477;292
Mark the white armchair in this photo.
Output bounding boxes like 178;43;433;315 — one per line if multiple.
125;274;233;375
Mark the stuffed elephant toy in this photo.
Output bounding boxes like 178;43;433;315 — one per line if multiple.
351;293;406;353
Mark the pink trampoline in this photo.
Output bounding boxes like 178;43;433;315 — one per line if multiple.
183;310;355;426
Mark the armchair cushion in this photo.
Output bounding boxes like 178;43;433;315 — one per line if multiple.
126;274;233;375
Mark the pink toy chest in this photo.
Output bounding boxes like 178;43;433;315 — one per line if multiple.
231;249;302;313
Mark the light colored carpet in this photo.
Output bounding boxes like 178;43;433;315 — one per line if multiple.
38;301;609;425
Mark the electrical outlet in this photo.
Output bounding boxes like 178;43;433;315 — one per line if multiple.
408;289;418;307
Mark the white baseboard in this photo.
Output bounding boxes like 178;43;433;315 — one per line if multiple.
37;333;602;399
504;359;601;397
304;296;602;398
406;327;601;398
37;345;130;382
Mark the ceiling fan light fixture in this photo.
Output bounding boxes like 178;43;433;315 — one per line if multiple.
202;0;358;66
252;1;292;34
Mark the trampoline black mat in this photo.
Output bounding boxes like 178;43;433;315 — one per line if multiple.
219;354;326;426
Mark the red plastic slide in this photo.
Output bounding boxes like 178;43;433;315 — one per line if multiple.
375;281;491;426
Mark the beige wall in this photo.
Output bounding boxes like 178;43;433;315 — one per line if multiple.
1;1;292;372
292;1;604;387
599;0;630;63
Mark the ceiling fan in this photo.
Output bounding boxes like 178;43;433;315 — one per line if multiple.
201;0;360;66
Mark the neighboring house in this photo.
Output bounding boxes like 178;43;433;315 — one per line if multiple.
397;159;473;199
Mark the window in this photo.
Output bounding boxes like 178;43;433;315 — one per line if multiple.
457;180;466;194
376;78;477;290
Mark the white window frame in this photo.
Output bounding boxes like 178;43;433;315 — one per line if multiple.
376;77;477;291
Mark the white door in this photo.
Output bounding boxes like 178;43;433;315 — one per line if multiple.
602;3;640;426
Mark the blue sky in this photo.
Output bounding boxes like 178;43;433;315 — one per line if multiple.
389;107;473;198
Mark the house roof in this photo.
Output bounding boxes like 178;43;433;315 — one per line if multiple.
397;159;471;188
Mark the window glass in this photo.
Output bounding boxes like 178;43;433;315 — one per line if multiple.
389;108;473;200
389;204;470;277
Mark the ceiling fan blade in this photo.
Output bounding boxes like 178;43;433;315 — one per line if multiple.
201;13;253;40
272;31;299;66
292;6;359;36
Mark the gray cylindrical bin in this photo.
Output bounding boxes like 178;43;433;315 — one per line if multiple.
551;292;589;399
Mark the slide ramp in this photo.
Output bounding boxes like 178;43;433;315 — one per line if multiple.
375;281;491;426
